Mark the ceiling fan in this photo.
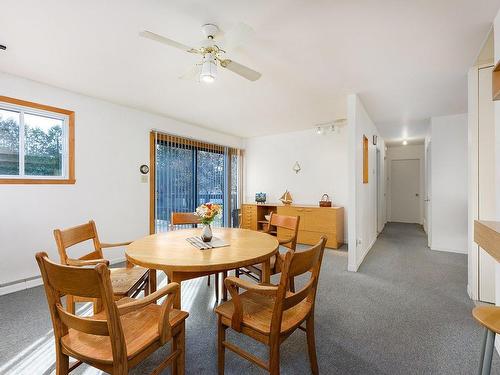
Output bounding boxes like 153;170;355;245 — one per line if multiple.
139;23;261;83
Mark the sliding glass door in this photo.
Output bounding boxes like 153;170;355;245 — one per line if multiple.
151;132;242;233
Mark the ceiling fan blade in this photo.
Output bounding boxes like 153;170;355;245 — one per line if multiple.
139;30;199;53
220;59;261;81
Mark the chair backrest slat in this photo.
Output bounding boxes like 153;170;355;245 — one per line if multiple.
79;251;103;261
269;213;300;250
56;222;96;247
56;304;109;335
270;213;299;231
40;255;103;298
282;278;315;311
287;246;321;277
53;221;102;264
171;212;200;226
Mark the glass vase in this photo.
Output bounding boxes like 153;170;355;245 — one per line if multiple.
201;224;213;242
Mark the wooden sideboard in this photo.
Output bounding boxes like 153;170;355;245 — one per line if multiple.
241;203;344;249
475;220;500;262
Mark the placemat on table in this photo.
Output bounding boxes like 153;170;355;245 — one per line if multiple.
186;236;229;250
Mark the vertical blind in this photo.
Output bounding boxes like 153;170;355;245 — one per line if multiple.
152;131;243;233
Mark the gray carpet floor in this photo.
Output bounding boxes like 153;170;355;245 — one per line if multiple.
0;223;496;374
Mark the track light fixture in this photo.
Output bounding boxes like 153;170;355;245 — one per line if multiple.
313;119;346;135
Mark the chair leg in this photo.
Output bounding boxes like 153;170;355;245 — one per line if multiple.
172;321;186;375
207;275;211;286
289;277;295;293
269;341;280;375
218;316;226;375
149;269;157;294
215;273;219;301
144;276;150;296
235;268;240;278
479;328;495;375
306;315;319;375
55;346;69;375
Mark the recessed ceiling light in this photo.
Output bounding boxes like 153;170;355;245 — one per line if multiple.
402;140;408;145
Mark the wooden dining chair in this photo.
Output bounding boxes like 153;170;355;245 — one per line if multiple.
237;212;300;290
170;212;221;300
35;252;188;375
215;236;327;375
53;220;149;313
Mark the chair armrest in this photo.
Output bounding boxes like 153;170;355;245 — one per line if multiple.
117;282;179;316
118;282;179;344
224;276;278;295
224;276;278;332
66;258;110;267
100;241;132;248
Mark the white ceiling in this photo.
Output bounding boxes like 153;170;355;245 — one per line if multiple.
0;0;497;139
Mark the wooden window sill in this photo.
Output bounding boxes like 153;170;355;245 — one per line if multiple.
0;178;76;184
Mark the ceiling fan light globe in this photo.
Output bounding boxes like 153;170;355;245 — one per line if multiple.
200;74;215;83
200;58;217;83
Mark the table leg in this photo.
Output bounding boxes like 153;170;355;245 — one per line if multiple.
171;273;182;309
262;259;271;284
149;269;157;294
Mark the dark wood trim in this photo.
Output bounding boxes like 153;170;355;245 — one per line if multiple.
0;95;74;115
0;178;76;184
149;131;156;235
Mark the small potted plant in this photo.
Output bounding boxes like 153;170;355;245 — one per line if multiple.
195;202;222;242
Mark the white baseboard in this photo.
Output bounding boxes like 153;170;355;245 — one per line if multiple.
347;237;377;273
0;257;126;296
430;246;467;255
467;284;477;301
389;219;421;224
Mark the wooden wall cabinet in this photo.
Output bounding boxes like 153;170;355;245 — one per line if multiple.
241;203;344;249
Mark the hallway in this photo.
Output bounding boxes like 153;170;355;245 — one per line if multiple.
348;222;494;374
0;223;496;374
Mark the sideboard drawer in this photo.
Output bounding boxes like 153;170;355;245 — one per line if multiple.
298;230;338;249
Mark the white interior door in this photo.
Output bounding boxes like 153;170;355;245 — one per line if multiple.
425;143;432;247
390;159;420;223
478;66;496;303
376;148;381;232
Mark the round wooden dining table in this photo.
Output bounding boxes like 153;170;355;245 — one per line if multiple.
126;228;279;309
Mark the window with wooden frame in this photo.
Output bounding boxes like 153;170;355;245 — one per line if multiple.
0;96;75;184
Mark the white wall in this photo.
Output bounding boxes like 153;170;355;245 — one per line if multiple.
429;113;468;254
347;94;385;271
495;12;500;231
0;72;243;292
386;144;425;224
244;128;348;239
